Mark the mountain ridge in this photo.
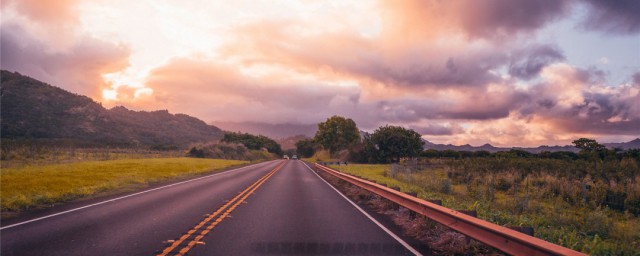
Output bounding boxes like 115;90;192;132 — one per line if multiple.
3;70;636;151
423;138;640;153
1;70;223;146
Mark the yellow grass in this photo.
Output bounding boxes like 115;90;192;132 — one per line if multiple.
303;150;334;162
1;158;247;212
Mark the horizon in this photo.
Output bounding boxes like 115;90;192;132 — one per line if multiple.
1;0;639;147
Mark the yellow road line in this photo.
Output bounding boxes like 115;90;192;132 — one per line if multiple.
157;160;287;256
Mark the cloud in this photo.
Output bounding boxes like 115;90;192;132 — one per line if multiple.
580;0;640;34
379;0;570;40
0;23;130;98
455;0;570;38
1;0;84;50
412;123;464;136
519;64;640;135
133;57;361;124
2;0;80;25
435;66;640;147
224;19;561;91
1;0;636;147
508;44;565;80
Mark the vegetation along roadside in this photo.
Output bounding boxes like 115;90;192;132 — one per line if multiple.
330;160;640;255
1;158;247;219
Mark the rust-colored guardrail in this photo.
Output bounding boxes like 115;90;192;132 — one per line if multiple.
314;163;585;256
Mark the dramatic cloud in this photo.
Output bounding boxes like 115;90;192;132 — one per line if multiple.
1;0;637;146
580;0;640;34
519;64;640;135
224;19;548;91
0;23;130;97
138;57;361;124
1;0;84;50
508;45;565;80
2;0;79;25
411;123;464;136
455;0;570;38
379;0;570;40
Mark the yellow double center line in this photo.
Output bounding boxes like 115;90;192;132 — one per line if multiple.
158;160;288;256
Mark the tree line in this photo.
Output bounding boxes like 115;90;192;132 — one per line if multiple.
297;116;640;164
221;132;283;155
297;115;424;163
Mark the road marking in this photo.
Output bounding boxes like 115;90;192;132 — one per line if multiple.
0;160;278;231
158;160;288;256
302;162;423;256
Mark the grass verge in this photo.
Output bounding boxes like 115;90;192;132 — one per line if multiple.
330;164;640;256
315;166;502;255
1;158;247;215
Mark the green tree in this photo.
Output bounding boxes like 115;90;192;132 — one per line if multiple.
351;133;383;163
420;149;441;158
314;116;360;154
573;138;606;174
572;138;606;152
295;138;318;158
370;125;424;163
222;132;282;155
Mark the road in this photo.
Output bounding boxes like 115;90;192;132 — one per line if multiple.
1;160;422;255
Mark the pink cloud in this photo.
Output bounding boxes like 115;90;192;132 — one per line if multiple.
131;57;362;124
1;23;130;98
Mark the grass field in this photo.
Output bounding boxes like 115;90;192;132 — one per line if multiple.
331;163;640;255
1;158;247;214
302;150;333;162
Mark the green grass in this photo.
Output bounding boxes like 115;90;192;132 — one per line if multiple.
331;164;640;255
330;164;468;209
1;158;247;213
302;150;334;162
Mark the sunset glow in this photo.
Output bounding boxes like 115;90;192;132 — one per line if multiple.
1;0;638;146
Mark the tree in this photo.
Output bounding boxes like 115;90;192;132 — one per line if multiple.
187;147;205;158
351;133;383;163
572;138;606;152
370;125;424;163
295;139;318;158
573;138;606;174
314;116;360;154
222;132;282;155
473;150;492;158
421;149;441;158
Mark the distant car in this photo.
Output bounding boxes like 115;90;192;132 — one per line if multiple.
292;155;298;160
283;155;289;159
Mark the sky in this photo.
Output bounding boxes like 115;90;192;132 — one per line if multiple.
1;0;639;147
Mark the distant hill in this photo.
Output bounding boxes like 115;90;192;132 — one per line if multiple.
1;70;223;146
604;139;640;150
212;121;317;139
423;139;640;153
276;135;311;150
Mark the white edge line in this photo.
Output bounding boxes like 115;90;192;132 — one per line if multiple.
1;160;278;230
302;162;422;256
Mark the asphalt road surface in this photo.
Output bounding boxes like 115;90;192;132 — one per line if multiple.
1;160;422;255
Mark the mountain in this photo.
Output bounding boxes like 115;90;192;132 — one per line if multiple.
423;139;640;153
1;70;223;146
212;121;317;139
276;135;311;150
604;139;640;150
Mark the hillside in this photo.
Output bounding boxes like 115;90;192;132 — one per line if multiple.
276;135;311;150
212;121;317;139
0;70;223;146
